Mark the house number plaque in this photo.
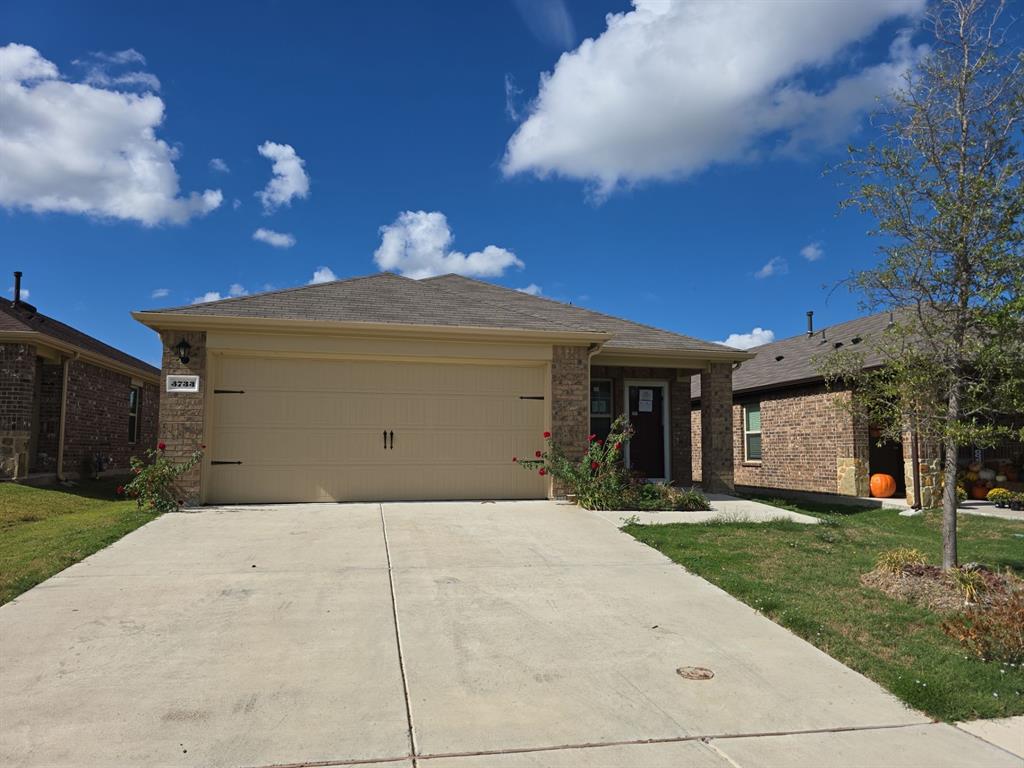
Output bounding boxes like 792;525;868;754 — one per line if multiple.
166;375;200;393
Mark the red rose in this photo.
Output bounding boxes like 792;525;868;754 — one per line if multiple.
200;444;206;450
588;434;597;442
543;431;551;439
538;468;547;476
157;442;166;451
614;442;622;451
590;461;599;470
535;451;542;458
597;439;604;446
116;485;125;495
513;457;518;462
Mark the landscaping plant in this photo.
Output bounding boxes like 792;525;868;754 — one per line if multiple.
942;590;1024;664
121;442;203;514
875;547;927;574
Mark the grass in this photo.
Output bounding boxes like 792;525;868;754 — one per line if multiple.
624;497;1024;722
0;478;157;605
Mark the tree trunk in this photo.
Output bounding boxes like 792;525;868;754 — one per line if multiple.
941;382;961;569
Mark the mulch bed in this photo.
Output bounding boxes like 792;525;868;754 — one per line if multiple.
860;564;1019;613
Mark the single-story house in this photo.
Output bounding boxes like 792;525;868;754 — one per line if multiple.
133;272;751;504
690;311;954;506
1;272;160;480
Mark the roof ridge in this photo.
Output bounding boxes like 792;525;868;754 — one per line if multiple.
746;308;894;350
142;272;411;313
425;274;733;350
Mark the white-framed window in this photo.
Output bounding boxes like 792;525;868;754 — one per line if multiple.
590;379;613;441
743;402;762;462
128;386;141;444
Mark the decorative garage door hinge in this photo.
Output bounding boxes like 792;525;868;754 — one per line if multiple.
519;395;545;400
213;389;245;394
210;460;243;465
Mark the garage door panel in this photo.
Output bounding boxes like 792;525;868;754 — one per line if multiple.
208;356;548;503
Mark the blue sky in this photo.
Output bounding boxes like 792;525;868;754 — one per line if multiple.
2;0;935;366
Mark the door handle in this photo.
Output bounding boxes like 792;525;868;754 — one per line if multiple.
389;430;394;450
383;430;388;450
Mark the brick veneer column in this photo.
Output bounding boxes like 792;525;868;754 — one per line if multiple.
700;362;734;493
550;345;589;497
0;343;36;479
158;330;206;504
669;377;692;486
904;429;943;508
835;390;870;497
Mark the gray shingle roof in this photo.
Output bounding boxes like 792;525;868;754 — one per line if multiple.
1;301;159;376
691;310;895;399
142;272;741;357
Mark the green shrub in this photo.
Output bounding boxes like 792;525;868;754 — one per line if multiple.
121;443;203;514
942;591;1024;663
875;546;927;574
949;567;987;604
986;487;1012;505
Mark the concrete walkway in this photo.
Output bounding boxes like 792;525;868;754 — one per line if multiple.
589;493;820;526
1;501;1017;767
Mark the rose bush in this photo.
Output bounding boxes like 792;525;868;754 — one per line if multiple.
121;443;204;514
515;416;710;512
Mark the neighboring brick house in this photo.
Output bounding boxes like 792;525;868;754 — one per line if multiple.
1;274;160;481
132;272;751;504
691;311;946;507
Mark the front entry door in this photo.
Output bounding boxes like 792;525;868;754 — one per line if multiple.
625;383;667;480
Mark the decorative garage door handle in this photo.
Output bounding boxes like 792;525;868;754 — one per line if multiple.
211;460;243;465
383;430;396;450
383;430;388;450
389;430;394;450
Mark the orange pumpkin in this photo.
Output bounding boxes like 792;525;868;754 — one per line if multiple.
870;473;897;498
971;484;990;500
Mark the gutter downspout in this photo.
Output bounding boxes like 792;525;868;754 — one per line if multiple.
56;356;70;481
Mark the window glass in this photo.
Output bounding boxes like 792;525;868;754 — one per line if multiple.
744;403;762;461
590;380;612;440
128;387;140;443
745;404;761;432
746;432;762;461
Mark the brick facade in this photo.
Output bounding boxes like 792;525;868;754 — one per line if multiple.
590;364;696;486
0;342;158;480
157;330;207;503
550;345;589;496
699;363;735;493
0;343;36;478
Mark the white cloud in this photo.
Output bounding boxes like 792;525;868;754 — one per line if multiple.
755;257;788;279
252;227;296;248
800;241;824;261
74;48;160;91
0;44;222;226
8;285;30;299
374;210;524;279
517;283;542;296
309;266;337;284
209;157;230;173
256;141;309;212
192;291;222;304
151;287;169;299
228;283;248;297
504;73;524;121
502;0;926;197
90;49;146;65
232;198;242;210
720;327;775;350
513;0;575;49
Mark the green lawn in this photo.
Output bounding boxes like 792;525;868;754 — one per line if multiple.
0;479;157;605
625;498;1024;722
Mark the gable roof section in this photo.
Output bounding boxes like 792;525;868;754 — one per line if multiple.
137;272;746;359
1;301;159;379
691;310;894;399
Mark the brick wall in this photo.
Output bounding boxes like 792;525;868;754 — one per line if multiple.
699;363;734;493
61;359;158;477
550;345;589;496
590;365;697;486
692;383;871;495
158;330;207;503
0;343;35;478
33;361;63;472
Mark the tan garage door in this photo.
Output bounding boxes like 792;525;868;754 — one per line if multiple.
207;356;548;503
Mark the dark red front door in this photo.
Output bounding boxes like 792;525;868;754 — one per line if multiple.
627;384;666;479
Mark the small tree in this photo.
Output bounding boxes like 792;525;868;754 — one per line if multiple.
826;0;1024;568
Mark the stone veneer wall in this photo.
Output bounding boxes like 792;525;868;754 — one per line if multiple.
0;343;36;479
158;330;207;503
590;365;695;486
692;382;869;496
549;345;589;496
903;431;944;508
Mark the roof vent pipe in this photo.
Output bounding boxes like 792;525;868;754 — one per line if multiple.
13;271;22;305
806;310;814;337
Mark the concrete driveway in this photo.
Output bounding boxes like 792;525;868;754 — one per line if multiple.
0;501;1017;768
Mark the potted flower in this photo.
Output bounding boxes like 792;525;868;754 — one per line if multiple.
1009;492;1024;512
987;487;1011;508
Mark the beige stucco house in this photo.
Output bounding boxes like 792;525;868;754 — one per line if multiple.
133;273;750;504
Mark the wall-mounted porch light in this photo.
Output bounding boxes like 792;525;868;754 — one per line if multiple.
173;338;192;364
